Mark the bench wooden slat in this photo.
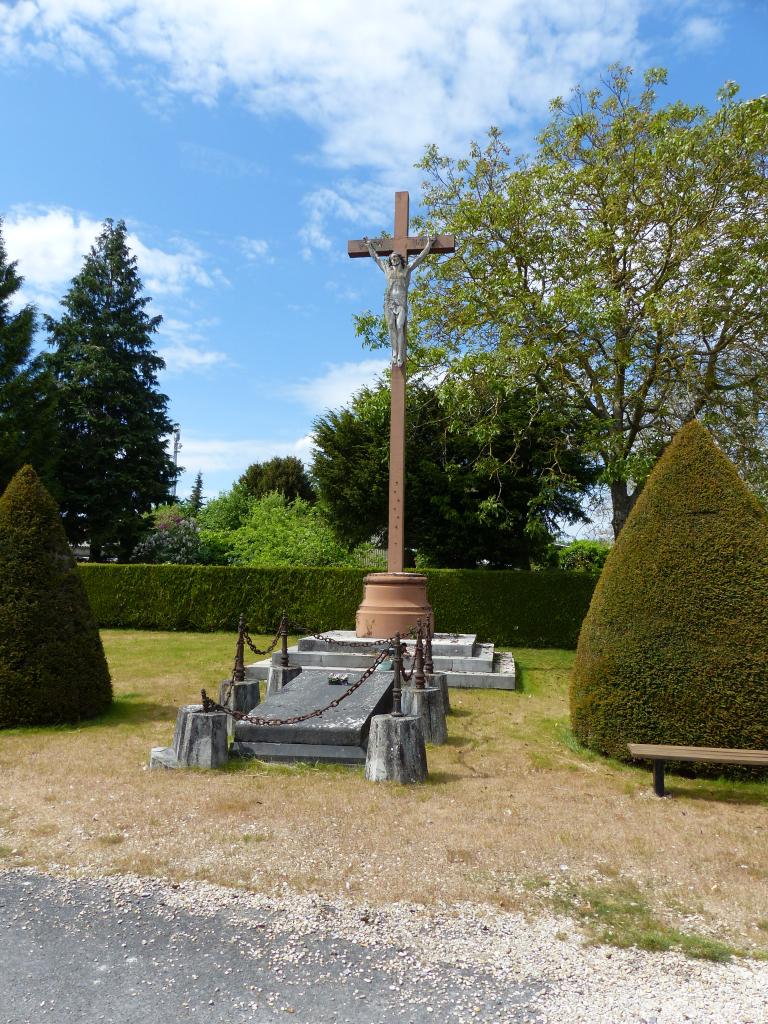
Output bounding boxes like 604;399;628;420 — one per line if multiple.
628;743;768;767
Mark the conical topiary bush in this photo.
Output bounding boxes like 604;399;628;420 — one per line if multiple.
570;421;768;770
0;465;112;726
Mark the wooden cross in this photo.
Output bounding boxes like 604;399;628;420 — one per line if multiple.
348;191;455;574
347;191;455;262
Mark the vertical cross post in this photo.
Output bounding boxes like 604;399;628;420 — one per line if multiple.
388;191;409;573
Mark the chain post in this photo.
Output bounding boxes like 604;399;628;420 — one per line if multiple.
233;613;246;683
424;620;434;676
414;621;426;690
391;633;403;717
280;612;289;668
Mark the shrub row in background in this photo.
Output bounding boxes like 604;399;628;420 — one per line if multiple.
79;564;599;648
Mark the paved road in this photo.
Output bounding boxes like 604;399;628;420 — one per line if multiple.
0;872;541;1024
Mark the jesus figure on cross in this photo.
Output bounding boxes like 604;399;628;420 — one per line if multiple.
362;234;437;366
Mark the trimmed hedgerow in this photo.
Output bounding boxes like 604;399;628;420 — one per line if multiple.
0;466;112;727
78;563;597;648
570;421;768;774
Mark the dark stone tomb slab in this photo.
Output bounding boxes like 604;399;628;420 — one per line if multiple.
231;667;393;765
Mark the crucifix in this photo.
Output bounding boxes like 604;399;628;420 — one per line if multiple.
348;191;455;577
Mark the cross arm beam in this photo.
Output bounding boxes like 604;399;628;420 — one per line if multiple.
347;234;456;258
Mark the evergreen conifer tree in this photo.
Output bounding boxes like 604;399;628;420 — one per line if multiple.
0;465;112;726
0;219;57;492
45;219;177;560
188;471;204;513
570;421;768;771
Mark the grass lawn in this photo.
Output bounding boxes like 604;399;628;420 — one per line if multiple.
1;630;766;960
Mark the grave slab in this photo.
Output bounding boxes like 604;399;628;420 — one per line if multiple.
232;667;394;763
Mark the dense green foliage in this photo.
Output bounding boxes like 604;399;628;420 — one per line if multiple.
556;540;611;572
239;456;315;503
131;515;209;564
134;488;364;567
44;219;176;561
79;562;596;646
571;422;768;772
313;381;594;567
390;67;768;537
0;466;112;726
200;492;354;567
196;481;256;532
0;220;57;493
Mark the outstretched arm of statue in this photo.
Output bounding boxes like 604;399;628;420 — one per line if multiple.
407;234;438;274
362;236;386;273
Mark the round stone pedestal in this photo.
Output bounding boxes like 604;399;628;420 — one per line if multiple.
356;572;433;638
365;714;427;783
401;687;448;744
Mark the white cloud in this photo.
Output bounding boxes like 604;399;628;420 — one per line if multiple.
239;236;272;262
3;206;102;299
158;318;228;372
679;15;723;50
178;434;313;473
299;181;390;259
2;1;652;174
2;205;219;307
286;358;388;413
129;234;217;294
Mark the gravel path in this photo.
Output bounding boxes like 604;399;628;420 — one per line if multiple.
1;869;765;1024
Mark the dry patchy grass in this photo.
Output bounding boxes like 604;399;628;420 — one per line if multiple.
1;631;766;957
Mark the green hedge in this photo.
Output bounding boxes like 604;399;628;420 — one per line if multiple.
79;564;598;648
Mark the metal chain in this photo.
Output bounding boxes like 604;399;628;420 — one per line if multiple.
286;619;421;650
242;625;283;657
201;646;390;726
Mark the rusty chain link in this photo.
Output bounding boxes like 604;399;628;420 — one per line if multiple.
242;624;283;657
202;646;391;727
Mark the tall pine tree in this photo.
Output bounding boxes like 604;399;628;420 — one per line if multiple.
0;219;57;492
188;470;204;512
45;219;177;561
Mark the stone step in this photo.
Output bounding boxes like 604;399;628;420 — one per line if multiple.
246;658;516;691
269;647;494;673
296;630;477;658
231;741;367;765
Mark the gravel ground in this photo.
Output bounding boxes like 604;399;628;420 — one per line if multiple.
1;869;766;1024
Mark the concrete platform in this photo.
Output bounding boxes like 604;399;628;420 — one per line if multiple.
245;632;516;691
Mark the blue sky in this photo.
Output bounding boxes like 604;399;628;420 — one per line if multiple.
1;0;766;502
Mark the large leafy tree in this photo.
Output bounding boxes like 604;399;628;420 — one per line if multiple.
45;219;177;561
312;379;594;568
238;455;315;504
0;219;57;492
401;67;768;536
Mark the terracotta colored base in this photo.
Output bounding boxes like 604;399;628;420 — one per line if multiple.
355;572;434;638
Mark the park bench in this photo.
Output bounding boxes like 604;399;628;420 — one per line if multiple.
628;743;768;797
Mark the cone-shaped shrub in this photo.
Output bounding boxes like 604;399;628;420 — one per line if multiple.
570;422;768;769
0;465;112;726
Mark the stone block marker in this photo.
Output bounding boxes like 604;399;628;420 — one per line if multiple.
267;665;302;695
218;679;261;738
427;671;450;713
365;714;427;783
401;686;447;745
149;703;229;769
218;679;261;713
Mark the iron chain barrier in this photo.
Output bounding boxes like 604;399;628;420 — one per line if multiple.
207;613;436;727
201;646;391;727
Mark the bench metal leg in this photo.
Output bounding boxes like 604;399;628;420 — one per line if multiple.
653;759;666;797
